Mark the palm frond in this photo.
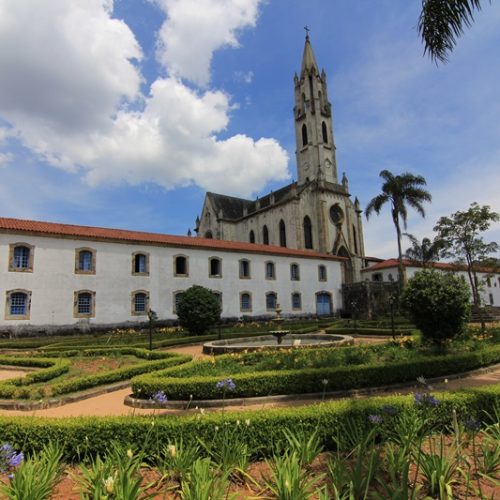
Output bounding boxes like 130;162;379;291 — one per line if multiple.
418;0;486;63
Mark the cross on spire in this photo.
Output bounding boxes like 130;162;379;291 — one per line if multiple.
304;25;310;39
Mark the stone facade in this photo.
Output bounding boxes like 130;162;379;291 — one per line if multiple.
197;36;365;282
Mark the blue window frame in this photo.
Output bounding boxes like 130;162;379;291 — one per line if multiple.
10;292;27;315
266;292;277;310
79;251;93;271
13;246;30;269
134;292;147;313
240;293;251;311
292;293;302;310
78;292;92;314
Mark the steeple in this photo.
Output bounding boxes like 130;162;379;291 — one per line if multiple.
293;33;338;186
300;33;319;77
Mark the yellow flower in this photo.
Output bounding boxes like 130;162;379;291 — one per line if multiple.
127;449;133;458
104;475;115;494
167;444;177;457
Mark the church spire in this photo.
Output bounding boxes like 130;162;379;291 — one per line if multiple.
300;29;319;77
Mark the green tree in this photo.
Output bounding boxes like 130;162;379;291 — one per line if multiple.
418;0;488;63
365;170;432;286
177;285;222;335
403;233;444;267
434;202;499;306
401;270;471;343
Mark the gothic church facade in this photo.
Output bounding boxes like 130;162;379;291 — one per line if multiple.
197;36;366;282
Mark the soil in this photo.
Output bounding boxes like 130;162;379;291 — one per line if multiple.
0;369;28;381
0;337;499;418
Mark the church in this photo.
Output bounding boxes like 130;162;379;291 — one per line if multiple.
196;34;366;284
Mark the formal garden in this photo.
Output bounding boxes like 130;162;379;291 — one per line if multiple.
0;272;499;498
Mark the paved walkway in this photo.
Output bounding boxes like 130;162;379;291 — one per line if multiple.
0;340;498;418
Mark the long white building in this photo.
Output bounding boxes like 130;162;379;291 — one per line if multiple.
0;217;345;333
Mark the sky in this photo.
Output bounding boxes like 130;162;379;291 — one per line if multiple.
0;0;499;259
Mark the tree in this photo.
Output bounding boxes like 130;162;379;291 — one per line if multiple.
418;0;488;63
403;233;444;267
434;202;499;307
401;270;471;343
176;285;222;335
365;170;432;286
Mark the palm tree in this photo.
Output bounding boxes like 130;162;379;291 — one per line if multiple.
365;170;432;286
403;233;444;267
418;0;487;63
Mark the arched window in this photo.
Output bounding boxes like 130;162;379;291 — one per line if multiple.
174;255;188;276
6;290;31;319
132;291;149;315
266;292;277;311
265;261;275;280
263;225;269;245
9;243;34;272
318;265;327;281
352;225;358;254
75;248;96;274
74;290;95;318
291;293;302;310
240;292;252;312
132;252;149;275
301;124;308;146
290;263;300;281
209;257;222;277
303;216;313;249
322;122;328;143
249;230;255;244
239;259;251;279
204;231;213;239
279;219;286;247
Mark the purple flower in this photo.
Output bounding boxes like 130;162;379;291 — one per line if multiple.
0;443;23;473
381;405;398;416
464;417;482;432
368;414;383;424
414;392;440;407
151;390;168;404
8;452;23;468
216;378;236;392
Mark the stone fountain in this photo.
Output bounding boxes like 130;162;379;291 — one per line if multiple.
269;304;290;345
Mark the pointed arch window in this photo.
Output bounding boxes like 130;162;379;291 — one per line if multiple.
303;216;313;249
352;225;358;254
279;219;286;247
322;122;328;143
301;124;308;147
249;230;255;244
263;225;269;245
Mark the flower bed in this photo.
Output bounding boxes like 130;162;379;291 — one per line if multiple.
131;339;500;400
0;348;191;400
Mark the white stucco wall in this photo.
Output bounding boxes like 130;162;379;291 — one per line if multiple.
0;233;343;330
362;265;500;306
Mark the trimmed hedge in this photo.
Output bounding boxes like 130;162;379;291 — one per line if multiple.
0;384;498;463
131;345;500;400
0;350;191;400
325;326;415;336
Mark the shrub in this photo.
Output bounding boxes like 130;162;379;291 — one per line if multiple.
401;270;471;343
177;285;222;335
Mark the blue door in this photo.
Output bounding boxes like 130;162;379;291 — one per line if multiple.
316;293;332;316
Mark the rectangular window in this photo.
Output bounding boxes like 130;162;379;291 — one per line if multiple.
78;294;91;314
266;262;275;279
292;293;302;310
318;265;327;281
240;293;251;311
290;264;300;281
10;294;27;315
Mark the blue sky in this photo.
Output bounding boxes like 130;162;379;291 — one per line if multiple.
0;0;498;258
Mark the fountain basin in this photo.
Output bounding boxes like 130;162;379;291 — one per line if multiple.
203;333;353;355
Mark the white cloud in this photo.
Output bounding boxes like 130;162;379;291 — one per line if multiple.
0;0;289;197
0;152;12;167
154;0;261;86
234;70;254;84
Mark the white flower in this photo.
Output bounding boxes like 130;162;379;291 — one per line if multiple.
167;444;177;457
236;420;240;426
444;378;449;384
127;449;133;458
245;419;251;427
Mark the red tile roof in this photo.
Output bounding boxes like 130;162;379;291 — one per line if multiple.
0;217;345;262
362;258;498;274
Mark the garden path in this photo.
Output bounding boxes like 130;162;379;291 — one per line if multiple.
0;337;498;418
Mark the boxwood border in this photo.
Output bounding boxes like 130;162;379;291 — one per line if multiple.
131;344;500;401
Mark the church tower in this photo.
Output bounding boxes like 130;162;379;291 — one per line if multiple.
294;33;338;185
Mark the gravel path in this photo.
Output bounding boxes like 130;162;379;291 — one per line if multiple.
0;339;498;418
